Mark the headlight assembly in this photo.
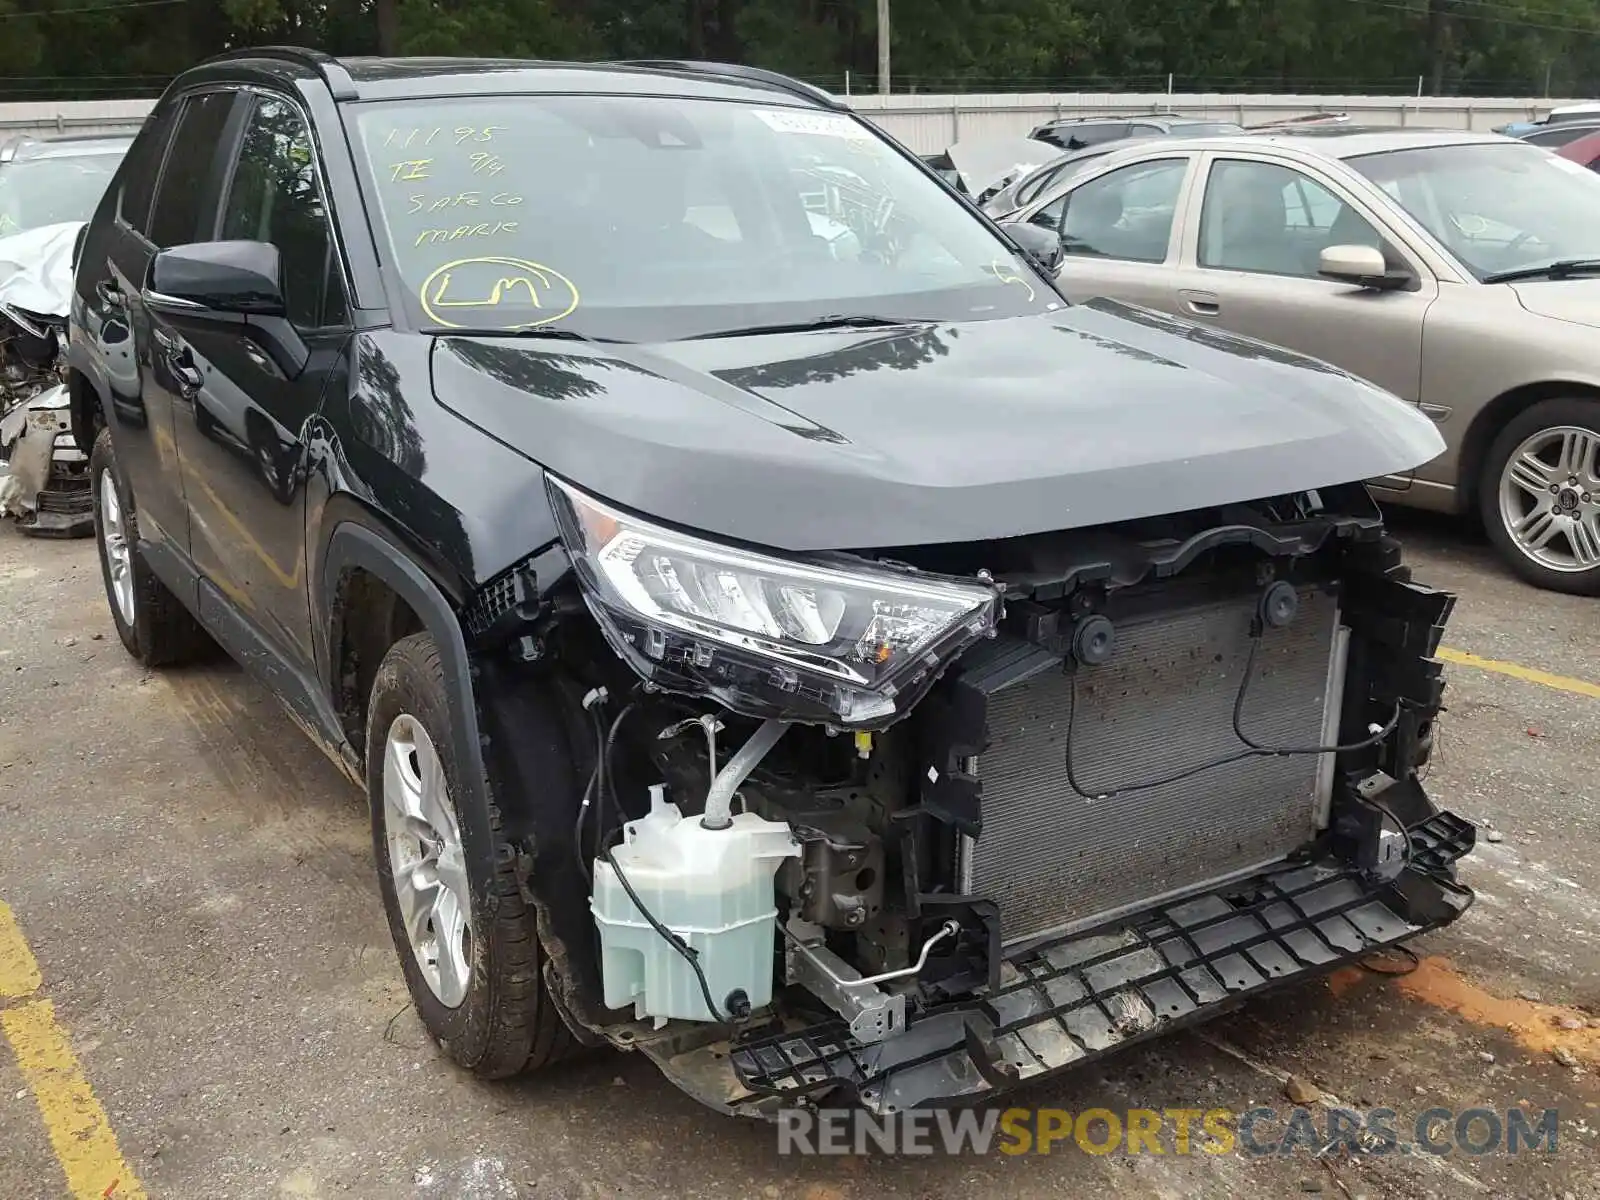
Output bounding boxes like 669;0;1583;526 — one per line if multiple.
548;477;999;727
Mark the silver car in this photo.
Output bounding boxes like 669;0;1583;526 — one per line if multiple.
1009;127;1600;594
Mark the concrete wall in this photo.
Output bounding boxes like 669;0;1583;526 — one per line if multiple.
1;91;1583;153
0;99;155;141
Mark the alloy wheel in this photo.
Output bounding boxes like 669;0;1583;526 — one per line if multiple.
1497;425;1600;574
382;713;473;1008
99;468;136;626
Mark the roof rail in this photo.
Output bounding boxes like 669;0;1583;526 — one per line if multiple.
610;60;843;110
200;45;358;100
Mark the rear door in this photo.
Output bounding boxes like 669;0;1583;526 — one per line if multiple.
80;90;240;554
1022;154;1198;313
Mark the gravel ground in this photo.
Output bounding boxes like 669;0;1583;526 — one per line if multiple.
0;509;1595;1200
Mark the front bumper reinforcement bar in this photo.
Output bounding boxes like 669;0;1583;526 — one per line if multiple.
654;811;1474;1117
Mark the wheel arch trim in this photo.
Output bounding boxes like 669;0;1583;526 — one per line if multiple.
320;522;490;850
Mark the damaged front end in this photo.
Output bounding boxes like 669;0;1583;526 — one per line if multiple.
468;477;1472;1117
0;222;92;536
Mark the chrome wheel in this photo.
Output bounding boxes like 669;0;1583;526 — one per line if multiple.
382;714;473;1008
1497;425;1600;574
99;468;136;626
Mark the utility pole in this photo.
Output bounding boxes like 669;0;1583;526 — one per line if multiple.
877;0;890;95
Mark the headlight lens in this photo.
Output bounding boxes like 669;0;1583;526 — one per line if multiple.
549;477;998;727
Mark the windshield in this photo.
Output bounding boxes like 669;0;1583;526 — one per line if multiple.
349;96;1054;340
0;151;124;236
1348;142;1600;280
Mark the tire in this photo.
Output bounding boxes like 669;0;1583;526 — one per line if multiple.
367;632;574;1078
1479;397;1600;596
89;428;212;666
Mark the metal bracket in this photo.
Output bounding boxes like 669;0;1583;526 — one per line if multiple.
784;920;907;1043
782;918;959;1044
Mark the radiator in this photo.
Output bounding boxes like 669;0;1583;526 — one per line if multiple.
959;586;1345;946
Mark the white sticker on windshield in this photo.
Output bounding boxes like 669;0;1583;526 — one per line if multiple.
1547;156;1590;175
753;108;872;139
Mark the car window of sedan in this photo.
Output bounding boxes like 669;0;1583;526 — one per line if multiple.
1199;158;1383;279
146;92;237;248
1034;158;1187;263
219;96;348;330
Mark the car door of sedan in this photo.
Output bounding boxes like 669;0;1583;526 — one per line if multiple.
1168;153;1436;394
1022;153;1200;314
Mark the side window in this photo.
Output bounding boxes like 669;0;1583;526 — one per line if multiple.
147;92;237;248
117;103;178;235
1199;159;1383;279
220;96;347;329
1070;122;1131;148
1059;158;1187;263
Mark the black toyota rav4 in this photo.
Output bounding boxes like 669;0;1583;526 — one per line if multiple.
69;48;1475;1116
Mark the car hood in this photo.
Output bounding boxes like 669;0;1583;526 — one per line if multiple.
946;137;1060;198
429;300;1444;552
0;220;81;318
1509;278;1600;329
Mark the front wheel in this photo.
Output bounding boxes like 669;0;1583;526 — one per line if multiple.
367;632;575;1078
1480;397;1600;596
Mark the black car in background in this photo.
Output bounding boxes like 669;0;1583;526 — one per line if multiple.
67;48;1472;1117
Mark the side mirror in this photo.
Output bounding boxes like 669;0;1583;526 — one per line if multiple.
999;220;1065;274
145;240;286;318
1318;243;1413;291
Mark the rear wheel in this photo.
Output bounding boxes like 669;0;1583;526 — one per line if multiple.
89;428;212;665
368;632;575;1078
1480;398;1600;596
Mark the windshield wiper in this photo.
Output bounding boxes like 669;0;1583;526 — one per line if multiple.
687;314;932;340
1482;258;1600;284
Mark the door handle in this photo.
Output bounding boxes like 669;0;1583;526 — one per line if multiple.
96;278;124;309
1179;289;1220;316
152;328;202;395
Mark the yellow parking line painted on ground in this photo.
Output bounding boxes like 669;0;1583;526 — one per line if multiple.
1438;646;1600;701
0;900;146;1200
0;900;43;998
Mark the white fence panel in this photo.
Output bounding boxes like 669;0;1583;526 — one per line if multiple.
0;90;1580;153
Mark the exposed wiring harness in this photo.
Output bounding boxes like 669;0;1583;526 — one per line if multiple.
1063;625;1401;801
575;690;741;1025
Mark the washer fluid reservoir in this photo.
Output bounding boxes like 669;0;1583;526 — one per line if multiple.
592;785;799;1025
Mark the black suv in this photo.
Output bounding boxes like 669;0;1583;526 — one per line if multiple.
70;48;1474;1117
1029;113;1244;150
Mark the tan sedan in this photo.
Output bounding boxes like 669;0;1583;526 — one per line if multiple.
1004;127;1600;594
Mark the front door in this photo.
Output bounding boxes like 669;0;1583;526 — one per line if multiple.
1172;155;1436;405
159;92;351;668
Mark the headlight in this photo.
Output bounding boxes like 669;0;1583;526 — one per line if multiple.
549;477;999;727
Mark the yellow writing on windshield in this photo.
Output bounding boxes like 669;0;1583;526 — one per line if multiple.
405;191;523;214
383;127;442;149
419;256;581;330
468;152;506;176
454;126;503;144
988;259;1036;303
389;159;433;182
415;221;519;246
